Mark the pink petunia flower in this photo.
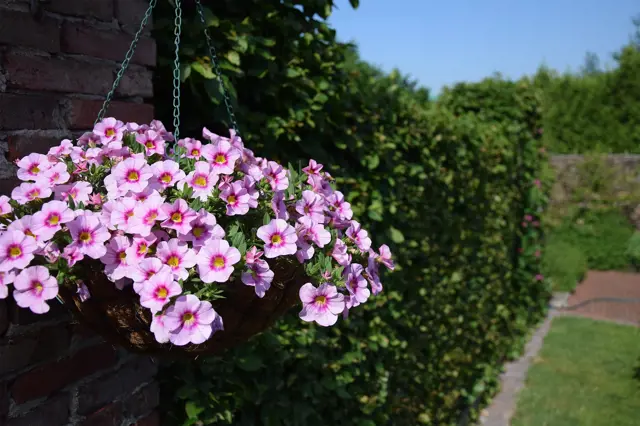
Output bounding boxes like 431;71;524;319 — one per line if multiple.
149;160;185;191
31;200;75;240
12;182;52;205
67;213;110;259
346;221;372;251
365;257;383;295
344;263;370;309
40;162;70;186
263;161;289;191
128;195;168;237
94;117;125;144
150;119;174;142
161;199;197;234
326;191;353;221
101;235;132;280
16;153;52;182
372;244;394;271
241;259;274;298
139;268;181;313
150;312;171;343
298;216;331;247
7;216;42;248
182;138;204;159
178;161;219;201
220;181;250;216
12;266;58;314
136;130;165;156
126;234;157;263
62;245;84;266
257;219;297;258
108;197;138;232
0;270;16;299
77;282;91;302
77;132;102;147
196;239;241;283
0;230;37;271
163;294;220;346
132;258;170;290
302;159;323;176
179;209;224;248
111;157;153;194
202;139;240;175
53;181;93;205
0;196;12;216
331;239;351;267
156;239;197;281
298;282;345;327
296;190;325;224
48;139;74;158
242;176;259;208
271;191;289;221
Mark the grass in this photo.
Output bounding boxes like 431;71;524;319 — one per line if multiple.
542;239;587;292
512;316;640;426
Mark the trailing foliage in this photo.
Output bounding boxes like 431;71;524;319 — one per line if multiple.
154;3;549;425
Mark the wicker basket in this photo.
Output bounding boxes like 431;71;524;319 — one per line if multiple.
58;259;308;357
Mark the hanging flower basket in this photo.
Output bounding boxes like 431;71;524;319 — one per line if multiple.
0;0;394;357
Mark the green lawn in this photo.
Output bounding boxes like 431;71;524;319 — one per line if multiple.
512;316;640;426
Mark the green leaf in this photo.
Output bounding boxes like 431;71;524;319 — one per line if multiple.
226;51;241;66
237;354;263;372
389;227;405;243
349;0;360;8
191;61;215;79
263;212;271;225
185;402;201;419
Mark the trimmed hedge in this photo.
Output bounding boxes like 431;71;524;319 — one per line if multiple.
154;3;550;425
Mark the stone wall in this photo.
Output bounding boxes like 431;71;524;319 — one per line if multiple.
0;1;159;425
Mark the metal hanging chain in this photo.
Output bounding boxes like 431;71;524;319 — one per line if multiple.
94;0;157;125
172;0;183;141
194;0;240;136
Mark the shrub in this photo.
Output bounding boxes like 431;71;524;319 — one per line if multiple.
625;231;640;271
542;240;588;292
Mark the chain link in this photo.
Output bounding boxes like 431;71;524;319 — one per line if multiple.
194;0;240;136
172;0;183;141
95;0;157;126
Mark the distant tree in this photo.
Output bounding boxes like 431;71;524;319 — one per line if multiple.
581;51;601;75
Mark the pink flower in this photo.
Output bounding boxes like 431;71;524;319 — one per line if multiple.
331;239;351;267
101;235;132;280
62;245;83;266
109;197;138;232
196;239;241;283
365;258;383;295
344;263;370;309
67;213;110;259
150;119;174;141
0;230;37;272
298;217;331;247
257;219;297;258
534;179;541;188
150;312;171;343
156;239;197;281
77;132;102;147
242;176;259;208
296;190;325;224
373;244;394;271
16;153;52;182
220;181;250;216
179;161;219;201
0;196;12;216
126;234;157;262
48;139;74;158
179;209;224;248
131;258;169;289
202;139;240;175
164;294;220;346
346;221;372;251
0;270;16;299
54;181;93;205
139;268;181;313
128;195;168;236
295;224;315;263
94;117;125;144
112;157;153;194
534;250;541;258
136;130;165;156
7;216;42;247
525;214;533;222
42;241;60;263
161;199;197;234
77;282;91;302
271;191;289;220
31;200;75;241
241;259;274;298
263;161;289;191
149;160;185;191
41;162;70;186
326;191;353;220
12;182;52;205
302;159;323;176
182;138;204;159
535;274;544;281
298;283;345;327
12;266;58;314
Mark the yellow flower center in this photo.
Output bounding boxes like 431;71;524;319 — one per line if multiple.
271;234;282;244
314;295;327;305
106;129;116;137
227;195;236;204
167;256;180;267
194;176;207;187
118;251;127;260
156;287;168;299
126;210;135;218
171;212;182;223
30;165;40;174
48;214;60;226
146;212;157;223
79;231;92;243
29;190;40;199
138;244;148;254
182;312;195;325
160;173;172;183
213;256;225;268
9;246;22;258
192;227;204;238
127;170;139;181
145;141;155;148
34;281;43;295
25;230;35;238
191;149;200;156
215;154;226;164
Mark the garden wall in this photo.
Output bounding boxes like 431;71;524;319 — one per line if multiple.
0;1;159;425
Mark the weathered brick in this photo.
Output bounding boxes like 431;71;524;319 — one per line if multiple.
48;0;113;21
114;0;154;32
81;402;123;426
0;301;8;337
0;178;20;197
3;52;113;95
61;23;156;67
77;357;157;414
123;382;159;419
8;298;69;325
116;66;154;98
0;325;71;376
11;343;117;403
0;94;62;131
66;99;154;130
0;381;8;422
134;410;160;426
7;135;64;162
0;336;38;376
0;10;60;52
6;393;70;426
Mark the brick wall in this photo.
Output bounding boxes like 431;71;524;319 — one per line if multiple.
0;1;159;425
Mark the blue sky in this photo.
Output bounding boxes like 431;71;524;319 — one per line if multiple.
329;0;639;95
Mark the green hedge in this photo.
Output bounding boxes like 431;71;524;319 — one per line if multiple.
154;3;550;425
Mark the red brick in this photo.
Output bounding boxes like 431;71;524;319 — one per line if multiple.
61;23;156;67
0;93;62;130
123;382;159;419
114;0;154;32
116;66;153;98
0;325;71;376
7;135;64;162
6;393;70;426
48;0;113;21
4;52;113;95
0;10;60;52
0;301;7;337
7;298;70;324
77;357;157;414
0;336;38;376
81;402;123;426
134;410;160;426
11;343;117;403
66;99;154;130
